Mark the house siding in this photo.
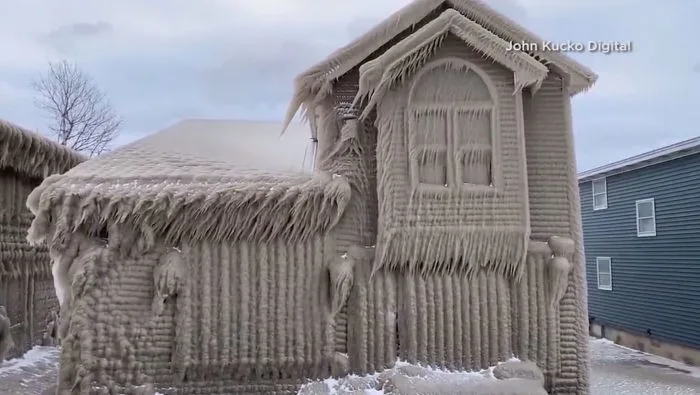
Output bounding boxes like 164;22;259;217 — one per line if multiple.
580;152;700;348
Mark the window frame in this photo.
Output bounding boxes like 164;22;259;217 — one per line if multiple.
635;198;657;237
407;109;451;188
406;57;500;194
596;256;612;291
592;177;607;210
452;106;497;190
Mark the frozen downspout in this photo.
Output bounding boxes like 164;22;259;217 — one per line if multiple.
308;110;320;171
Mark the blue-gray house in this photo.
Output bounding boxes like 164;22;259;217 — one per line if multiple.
578;136;700;364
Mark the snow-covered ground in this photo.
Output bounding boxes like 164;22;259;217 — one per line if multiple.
589;337;700;394
298;357;542;394
1;338;699;394
0;346;59;394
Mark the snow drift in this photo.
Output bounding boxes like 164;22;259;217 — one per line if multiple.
298;359;546;394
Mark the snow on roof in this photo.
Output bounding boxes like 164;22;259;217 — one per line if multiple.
25;119;350;249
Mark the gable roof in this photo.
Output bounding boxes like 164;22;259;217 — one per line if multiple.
353;9;550;119
577;135;700;182
0;119;86;179
283;0;597;129
26;119;350;250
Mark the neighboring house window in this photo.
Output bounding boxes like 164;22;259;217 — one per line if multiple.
596;257;612;290
407;57;498;191
592;178;607;210
636;198;656;237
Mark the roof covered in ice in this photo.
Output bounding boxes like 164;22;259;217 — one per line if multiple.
0;119;86;179
26;119;350;248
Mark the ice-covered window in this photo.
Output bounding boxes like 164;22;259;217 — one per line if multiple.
408;57;496;190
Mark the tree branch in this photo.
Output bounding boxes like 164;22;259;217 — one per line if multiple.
32;60;122;156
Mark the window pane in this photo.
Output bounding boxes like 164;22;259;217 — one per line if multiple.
410;66;492;103
594;194;607;208
598;273;611;288
460;148;491;185
410;110;448;146
418;163;447;185
638;218;655;233
410;109;448;186
455;110;492;186
415;149;448;185
462;69;492;101
592;179;606;194
455;110;491;146
637;202;654;218
597;259;611;273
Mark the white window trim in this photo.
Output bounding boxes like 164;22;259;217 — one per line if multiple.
636;198;657;237
592;177;607;210
596;257;612;291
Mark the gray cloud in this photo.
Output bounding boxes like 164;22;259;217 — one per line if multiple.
201;31;344;107
52;21;112;37
44;22;113;44
41;21;112;54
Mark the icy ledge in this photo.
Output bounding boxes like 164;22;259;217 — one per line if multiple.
298;359;547;395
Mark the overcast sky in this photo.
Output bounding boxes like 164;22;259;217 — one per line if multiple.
1;0;698;172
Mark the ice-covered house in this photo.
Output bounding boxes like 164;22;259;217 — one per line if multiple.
285;0;596;392
0;119;84;361
26;1;596;394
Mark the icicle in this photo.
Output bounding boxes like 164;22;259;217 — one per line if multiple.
329;253;355;315
331;352;350;376
318;108;370;240
0;306;14;363
351;9;548;120
151;248;187;316
546;236;574;308
372;52;531;278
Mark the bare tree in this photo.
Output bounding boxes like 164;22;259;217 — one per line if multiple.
33;60;122;156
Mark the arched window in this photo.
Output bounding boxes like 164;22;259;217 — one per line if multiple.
407;57;498;191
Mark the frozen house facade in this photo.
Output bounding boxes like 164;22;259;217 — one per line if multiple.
26;1;596;394
0;119;84;361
